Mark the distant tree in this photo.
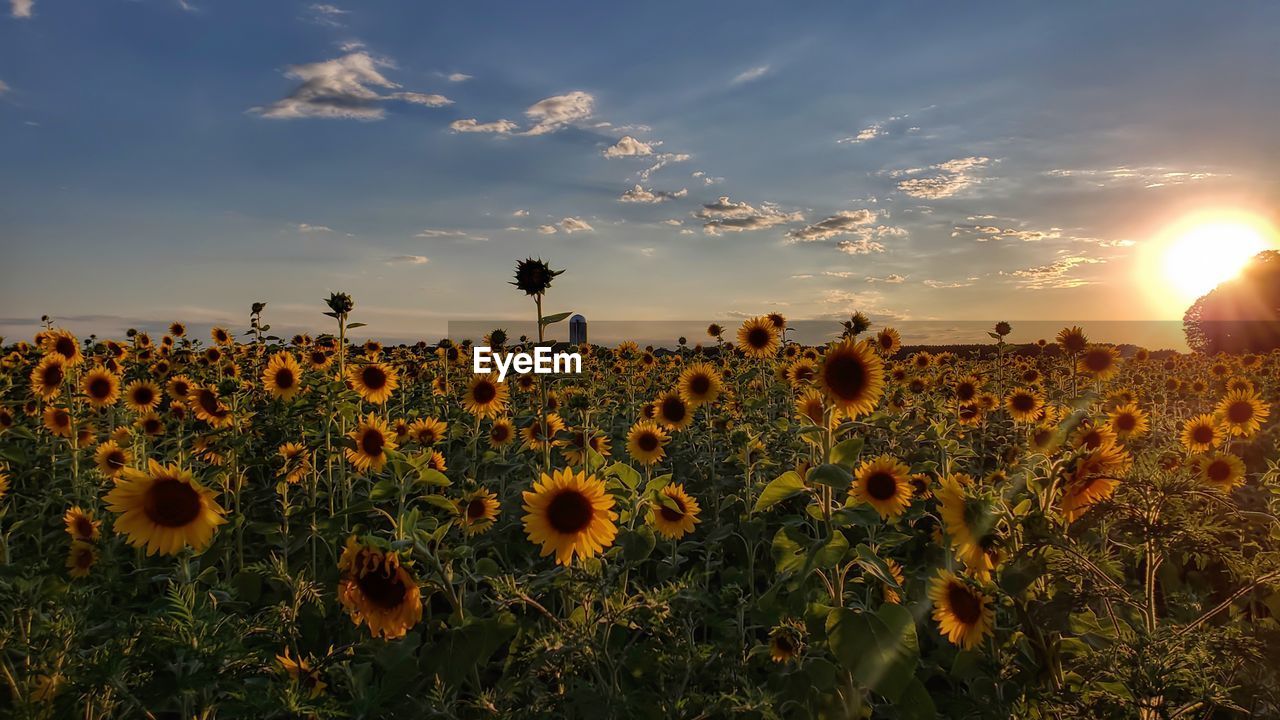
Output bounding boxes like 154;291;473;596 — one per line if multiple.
1183;250;1280;354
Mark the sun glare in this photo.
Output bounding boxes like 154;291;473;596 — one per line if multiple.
1143;211;1276;312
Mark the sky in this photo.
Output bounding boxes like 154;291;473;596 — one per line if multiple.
2;0;1279;346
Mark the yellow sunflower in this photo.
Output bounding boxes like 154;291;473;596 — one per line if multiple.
1061;443;1130;523
626;420;670;466
276;649;327;699
794;388;827;426
654;391;694;431
262;352;304;401
43;329;84;366
650;483;701;540
348;362;399;405
522;468;618;566
786;358;818;386
929;570;995;650
94;440;130;478
1077;345;1121;381
818;339;884;418
488;418;516;448
1215;389;1270;438
1180;414;1224;453
81;367;120;408
1056;325;1088;355
1005;387;1045;423
521;413;566;452
1196;452;1245;492
850;454;914;520
463;373;510;419
563;430;612;466
874;327;902;355
30;355;68;400
882;557;907;604
936;475;1001;580
104;459;226;556
66;541;98;579
1107;403;1149;440
337;536;423;639
187;385;233;428
166;375;193;403
677;362;722;406
123;380;162;414
277;442;313;484
408;417;448;446
42;406;73;438
736;316;780;359
458;489;500;536
63;505;101;542
346;414;397;473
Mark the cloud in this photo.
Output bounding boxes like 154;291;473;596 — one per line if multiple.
387;255;429;265
306;3;348;26
512;209;529;217
696;196;803;235
537;225;557;234
785;210;877;243
1045;166;1229;189
523;91;594;136
923;279;974;289
895;156;992;199
731;65;770;85
295;223;333;233
639;152;690;181
537;217;595;234
619;185;687;203
10;0;33;18
866;274;907;284
951;222;1062;243
446;73;472;82
252;52;452;120
837;238;886;255
450;118;518;134
837;111;917;145
1004;256;1104;289
0;79;9;95
692;170;724;185
415;229;488;242
603;135;654;158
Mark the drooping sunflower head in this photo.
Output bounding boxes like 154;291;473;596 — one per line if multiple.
1061;443;1131;523
851;454;914;520
522;468;618;566
929;570;995;650
768;621;806;664
626;420;669;466
511;257;564;296
104;459;226;556
262;352;304;401
736;316;780;359
66;541;98;579
818;339;884;418
458;489;501;536
345;414;397;473
337;536;423;639
463;373;510;419
678;362;722;406
277;442;313;484
348;362;399;405
650;483;701;540
63;505;101;542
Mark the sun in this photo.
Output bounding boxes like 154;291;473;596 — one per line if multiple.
1143;211;1276;311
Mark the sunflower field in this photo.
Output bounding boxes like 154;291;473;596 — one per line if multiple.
1;261;1279;719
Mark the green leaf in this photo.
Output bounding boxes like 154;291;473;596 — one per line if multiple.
420;494;459;515
604;462;642;490
346;322;367;329
754;470;807;512
895;677;937;719
620;526;657;562
808;463;853;490
539;311;573;326
416;468;452;487
826;605;920;703
830;436;865;468
855;544;901;593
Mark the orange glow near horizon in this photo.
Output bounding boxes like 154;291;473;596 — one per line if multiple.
1141;210;1277;316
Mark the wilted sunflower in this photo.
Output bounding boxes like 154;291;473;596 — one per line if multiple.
94;440;131;478
627;420;670;466
677;362;722;406
929;570;995;650
654;391;693;431
851;454;914;520
30;355;68;400
768;622;805;664
1215;389;1270;438
1005;387;1045;423
1108;403;1149;440
522;468;618;566
521;413;566;452
63;506;101;542
66;541;98;579
277;442;312;484
1077;345;1121;381
736;316;780;359
187;385;233;428
123;380;162;414
463;373;510;419
408;417;448;446
337;536;422;639
650;483;701;540
1196;452;1245;492
346;414;397;473
105;459;226;556
818;339;884;418
488;418;516;448
348;362;399;405
262;352;304;401
458;489;501;536
81;367;120;408
1180;414;1224;453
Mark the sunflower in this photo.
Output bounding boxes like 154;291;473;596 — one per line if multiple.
64;505;101;541
66;541;98;579
262;352;304;401
654;391;693;431
277;442;312;484
124;380;162;414
458;489;500;535
874;327;902;355
105;460;226;556
30;355;68;399
463;373;510;419
736;316;780;359
43;406;73;438
306;348;333;371
677;362;722;406
337;536;423;639
1056;325;1088;355
768;622;805;664
276;649;327;699
94;440;131;478
81;367;120;408
136;411;165;437
794;388;827;426
786;358;817;386
424;449;448;473
166;375;193;403
408;417;448;446
1061;443;1130;522
936;476;1001;580
1180;414;1224;453
1070;423;1118;452
44;329;84;366
929;570;995;650
1029;423;1063;455
626;420;670;466
488;418;516;448
1005;387;1045;423
1196;452;1245;492
187;385;233;428
563;430;612;466
818;339;884;418
346;415;397;473
881;557;907;604
0;473;8;502
850;455;914;520
952;375;982;404
1215;389;1270;438
348;362;399;405
1077;345;1121;381
522;468;618;566
521;413;566;452
1108;403;1149;440
650;483;701;540
210;326;233;345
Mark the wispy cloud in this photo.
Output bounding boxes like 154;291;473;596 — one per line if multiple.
731;65;770;85
450;118;518;134
251;52;451;121
619;185;687;203
295;223;334;233
10;0;33;19
415;229;489;242
1003;256;1104;289
306;3;348;26
387;255;429;265
446;72;472;82
696;196;802;235
1044;165;1229;189
894;156;993;199
537;217;595;234
785;210;877;243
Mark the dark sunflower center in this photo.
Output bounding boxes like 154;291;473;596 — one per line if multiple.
55;337;77;357
144;418;162;433
355;565;408;609
44;365;66;387
637;432;659;452
52;410;70;428
1011;394;1035;412
472;381;497;404
659;496;687;522
197;390;220;415
361;366;387;390
360;429;385;456
661;397;687;423
547;490;594;534
1085;353;1111;371
144;479;202;527
310;351;327;364
205;348;221;362
1192;425;1214;444
491;425;510;442
746;327;771;349
1080;430;1102;449
106;450;126;470
88;377;112;399
824;353;867;401
133;387;155;406
1226;401;1253;424
75;517;94;537
956;384;976;402
173;381;189;397
1207;460;1231;483
275;369;296;388
866;471;898;501
466;498;488;520
690;375;711;395
946;582;983;625
1116;414;1137;431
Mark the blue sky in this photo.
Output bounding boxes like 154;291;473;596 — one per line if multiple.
2;0;1278;344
